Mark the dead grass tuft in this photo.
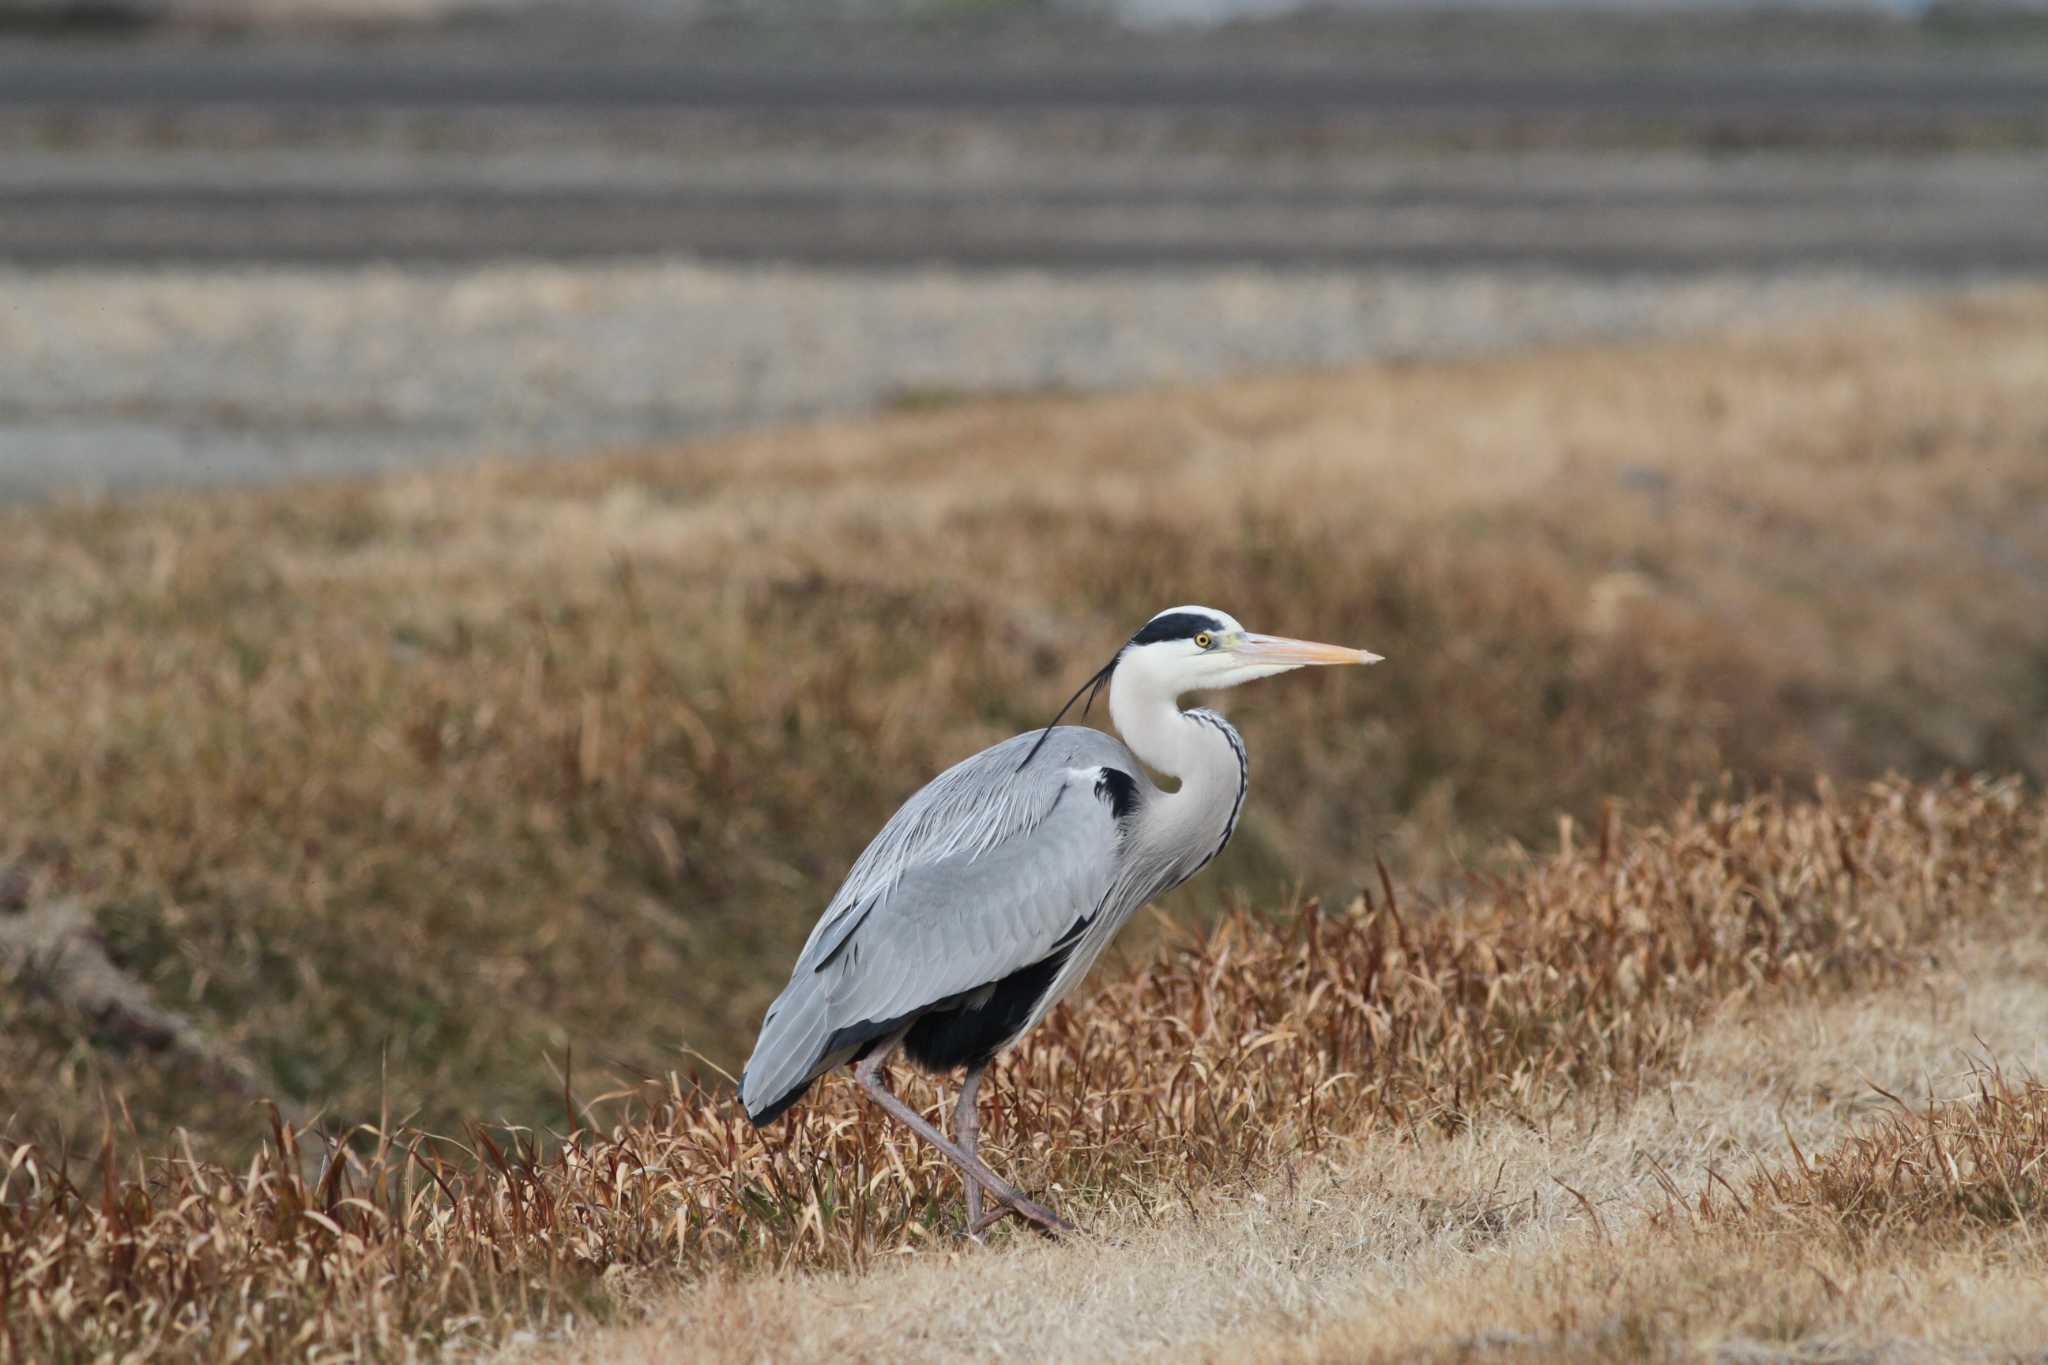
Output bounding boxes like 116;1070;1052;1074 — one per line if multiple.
0;776;2039;1361
1738;1065;2048;1248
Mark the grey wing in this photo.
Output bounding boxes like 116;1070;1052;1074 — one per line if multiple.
739;727;1136;1125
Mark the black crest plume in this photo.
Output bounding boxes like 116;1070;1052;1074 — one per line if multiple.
1015;650;1120;773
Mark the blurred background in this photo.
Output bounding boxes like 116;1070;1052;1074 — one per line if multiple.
6;0;2048;490
3;0;2046;1156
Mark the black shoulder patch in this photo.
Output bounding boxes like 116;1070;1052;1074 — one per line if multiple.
1093;767;1139;820
1129;610;1226;646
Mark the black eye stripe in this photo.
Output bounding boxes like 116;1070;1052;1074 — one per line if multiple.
1130;611;1227;646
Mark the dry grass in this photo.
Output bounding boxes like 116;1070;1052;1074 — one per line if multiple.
0;776;2040;1361
531;877;2048;1365
2;290;2047;1358
1244;1073;2048;1365
1744;1065;2048;1255
1;289;2045;1164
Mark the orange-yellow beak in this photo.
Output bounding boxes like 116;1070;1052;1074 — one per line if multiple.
1234;634;1384;667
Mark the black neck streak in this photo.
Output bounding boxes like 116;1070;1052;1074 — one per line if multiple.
1185;708;1248;880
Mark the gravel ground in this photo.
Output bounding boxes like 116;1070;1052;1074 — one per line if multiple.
0;262;1968;500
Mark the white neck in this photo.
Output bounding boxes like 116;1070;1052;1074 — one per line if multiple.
1107;664;1247;870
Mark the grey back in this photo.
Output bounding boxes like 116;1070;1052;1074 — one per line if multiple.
739;726;1145;1122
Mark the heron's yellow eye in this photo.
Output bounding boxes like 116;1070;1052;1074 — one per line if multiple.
1193;632;1213;650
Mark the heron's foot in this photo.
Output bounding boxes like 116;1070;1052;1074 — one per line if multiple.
967;1190;1077;1239
963;1203;1011;1241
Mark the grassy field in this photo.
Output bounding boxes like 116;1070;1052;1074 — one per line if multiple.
3;776;2043;1359
527;798;2048;1365
0;289;2046;1358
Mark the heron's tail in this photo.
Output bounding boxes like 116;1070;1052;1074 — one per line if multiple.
738;978;833;1127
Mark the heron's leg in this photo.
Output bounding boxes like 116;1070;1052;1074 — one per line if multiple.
953;1064;1016;1238
853;1044;1074;1237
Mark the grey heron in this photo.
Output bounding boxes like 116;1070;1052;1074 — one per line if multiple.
739;605;1380;1236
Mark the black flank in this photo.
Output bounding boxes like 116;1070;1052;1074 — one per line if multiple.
804;1001;950;1094
901;943;1078;1073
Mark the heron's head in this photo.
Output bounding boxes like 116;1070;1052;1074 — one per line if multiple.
1015;604;1380;771
1114;605;1382;699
